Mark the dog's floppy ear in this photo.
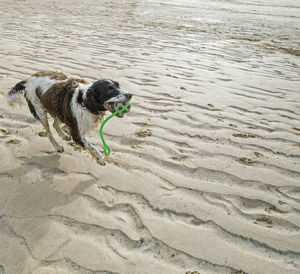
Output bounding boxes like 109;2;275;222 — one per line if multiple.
110;80;120;88
84;83;106;114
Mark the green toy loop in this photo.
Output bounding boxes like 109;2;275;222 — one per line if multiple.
100;102;132;156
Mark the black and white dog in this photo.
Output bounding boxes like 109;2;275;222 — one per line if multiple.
7;71;132;165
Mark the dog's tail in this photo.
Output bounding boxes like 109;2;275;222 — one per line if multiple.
7;80;27;105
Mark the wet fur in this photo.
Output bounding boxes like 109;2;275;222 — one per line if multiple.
7;71;132;165
38;79;83;146
32;70;68;80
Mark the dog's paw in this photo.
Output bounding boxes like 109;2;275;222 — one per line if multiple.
56;145;64;153
96;157;106;166
62;135;71;141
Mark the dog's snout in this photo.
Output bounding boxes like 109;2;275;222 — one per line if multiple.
126;93;133;100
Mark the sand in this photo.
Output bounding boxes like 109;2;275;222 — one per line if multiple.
0;0;300;273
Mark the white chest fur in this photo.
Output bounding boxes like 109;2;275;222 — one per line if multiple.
71;86;103;135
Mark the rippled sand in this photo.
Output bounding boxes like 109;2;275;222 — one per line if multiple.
0;0;300;273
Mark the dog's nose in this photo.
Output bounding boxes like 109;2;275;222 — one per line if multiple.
126;93;133;100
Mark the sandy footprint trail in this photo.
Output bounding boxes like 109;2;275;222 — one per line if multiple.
0;0;300;273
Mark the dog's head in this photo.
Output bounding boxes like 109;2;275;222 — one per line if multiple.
84;80;132;117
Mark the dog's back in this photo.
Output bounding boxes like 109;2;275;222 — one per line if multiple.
8;71;67;107
38;79;78;126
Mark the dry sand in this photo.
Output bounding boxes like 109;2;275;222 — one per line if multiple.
0;0;300;273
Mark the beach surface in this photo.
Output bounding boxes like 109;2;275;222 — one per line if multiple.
0;0;300;273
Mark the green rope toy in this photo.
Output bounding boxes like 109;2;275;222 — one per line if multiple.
100;101;132;156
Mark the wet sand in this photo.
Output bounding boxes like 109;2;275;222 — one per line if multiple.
0;0;300;273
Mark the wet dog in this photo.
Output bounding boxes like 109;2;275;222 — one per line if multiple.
7;71;132;165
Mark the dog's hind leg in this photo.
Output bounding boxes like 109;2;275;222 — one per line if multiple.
53;118;71;141
25;95;63;152
34;109;64;153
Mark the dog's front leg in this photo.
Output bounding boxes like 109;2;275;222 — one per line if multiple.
81;137;106;166
71;129;105;165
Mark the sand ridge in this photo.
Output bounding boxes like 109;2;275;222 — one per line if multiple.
0;0;300;273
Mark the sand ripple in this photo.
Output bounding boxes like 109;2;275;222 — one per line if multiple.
0;0;300;273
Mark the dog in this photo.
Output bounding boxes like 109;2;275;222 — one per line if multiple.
7;71;132;165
